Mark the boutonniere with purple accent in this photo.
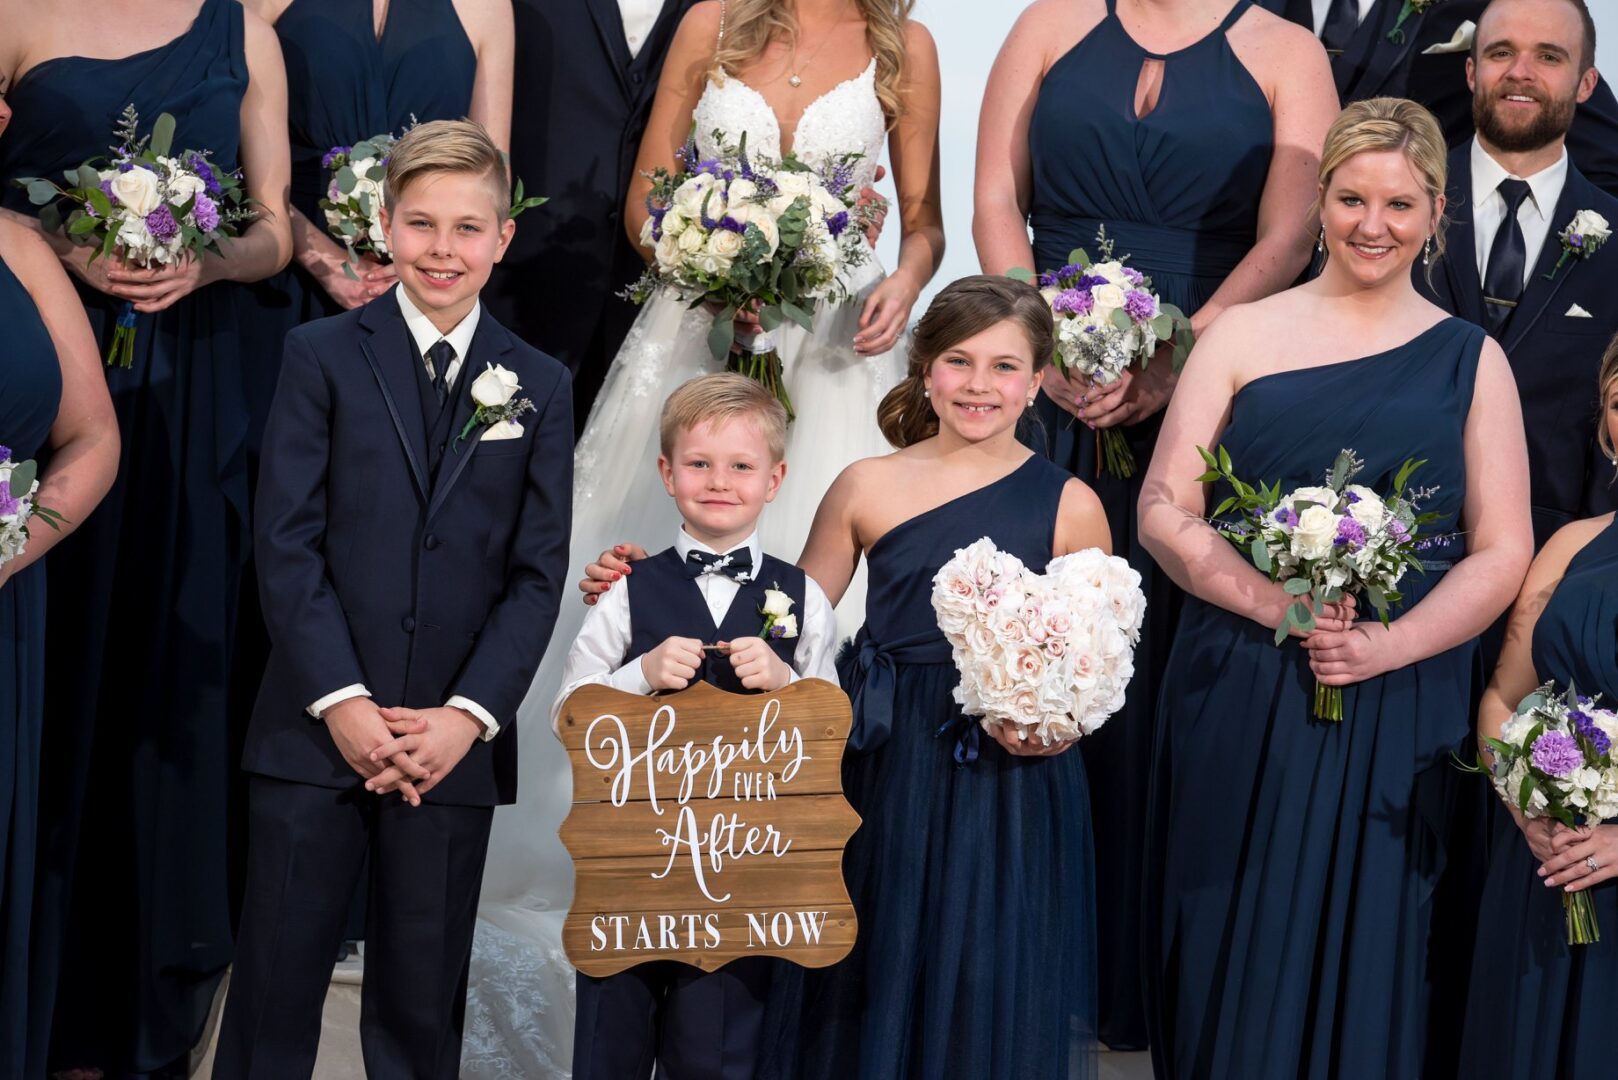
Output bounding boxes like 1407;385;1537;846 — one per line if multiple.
1545;210;1611;280
457;363;536;447
1386;0;1440;43
759;585;798;640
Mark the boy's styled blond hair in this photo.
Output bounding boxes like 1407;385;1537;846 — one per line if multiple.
659;374;788;462
383;119;509;218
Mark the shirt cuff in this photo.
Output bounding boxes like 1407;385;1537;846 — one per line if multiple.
447;695;501;742
609;658;655;696
308;684;370;719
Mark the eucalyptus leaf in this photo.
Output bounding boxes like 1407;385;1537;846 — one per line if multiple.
150;112;177;159
38;204;63;236
75;165;102;192
1006;266;1035;283
8;460;38;495
1284;577;1312;596
26;179;58;207
707;307;737;361
1149;314;1173;339
758;305;784;332
1250;535;1271;573
1067;247;1092;269
337;166;358;196
781;300;814;332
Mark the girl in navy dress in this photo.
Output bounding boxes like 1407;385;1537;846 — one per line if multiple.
1136;98;1534;1078
1460;341;1618;1078
0;1;290;1073
0;174;120;1078
973;0;1339;1044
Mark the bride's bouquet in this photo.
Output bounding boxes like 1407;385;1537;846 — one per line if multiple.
931;538;1145;747
1198;446;1440;721
16;105;254;367
1478;683;1618;944
1013;228;1192;479
626;135;878;420
0;447;65;572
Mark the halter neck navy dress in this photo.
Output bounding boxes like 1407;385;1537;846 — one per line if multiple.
1460;515;1618;1078
1146;318;1482;1078
1026;0;1274;1047
0;0;249;1070
0;254;63;1078
764;454;1098;1080
240;0;477;449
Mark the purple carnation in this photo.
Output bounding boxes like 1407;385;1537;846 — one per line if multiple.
100;179;119;205
0;484;17;519
1572;710;1612;757
1387;518;1410;543
1122;266;1145;285
192;192;220;233
0;445;11;464
321;146;350;171
1334;517;1367;548
1052;288;1093;316
826;210;850;239
186;153;223;195
1123;289;1157;321
146;204;179;243
1038;269;1060;289
1274;506;1299;528
1531;730;1585;778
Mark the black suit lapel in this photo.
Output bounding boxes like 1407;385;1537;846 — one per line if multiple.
1503;165;1591;355
1348;0;1424;99
426;315;514;521
1439;150;1487;327
585;0;634;96
359;299;430;502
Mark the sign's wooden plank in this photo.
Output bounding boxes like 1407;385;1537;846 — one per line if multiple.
562;904;858;976
561;794;860;859
566;739;848;802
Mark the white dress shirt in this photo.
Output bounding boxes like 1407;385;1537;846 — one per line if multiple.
1470;137;1569;288
1310;0;1378;36
306;285;500;741
552;528;841;730
617;0;663;58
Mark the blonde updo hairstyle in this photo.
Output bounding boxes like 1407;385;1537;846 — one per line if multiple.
876;275;1054;450
1598;332;1618;465
1317;97;1450;264
712;0;914;125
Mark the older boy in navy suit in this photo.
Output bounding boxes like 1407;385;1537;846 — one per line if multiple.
557;374;838;1080
214;120;573;1079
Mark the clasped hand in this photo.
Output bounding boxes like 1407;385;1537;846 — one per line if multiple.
1042;344;1178;429
1536;822;1618;891
1296;595;1403;686
80;252;211;313
324;697;482;807
641;634;793;692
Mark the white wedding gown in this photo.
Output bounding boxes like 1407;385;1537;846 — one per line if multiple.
461;59;905;1077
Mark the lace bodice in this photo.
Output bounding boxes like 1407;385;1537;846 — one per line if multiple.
692;58;885;188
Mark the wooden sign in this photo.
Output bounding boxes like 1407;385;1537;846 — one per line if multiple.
558;679;860;977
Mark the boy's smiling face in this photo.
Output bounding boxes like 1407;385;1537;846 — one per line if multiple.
381;169;514;334
659;415;786;552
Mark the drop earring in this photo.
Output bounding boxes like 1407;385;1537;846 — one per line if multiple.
1316;226;1325;255
1422;235;1433;266
922;387;929;399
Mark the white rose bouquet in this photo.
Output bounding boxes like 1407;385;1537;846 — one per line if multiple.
624;135;878;420
1198;446;1441;722
931;538;1145;748
1011;229;1193;479
1473;683;1618;943
16;105;254;367
0;446;65;573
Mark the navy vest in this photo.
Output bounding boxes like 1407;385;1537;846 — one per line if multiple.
413;340;460;478
626;547;806;693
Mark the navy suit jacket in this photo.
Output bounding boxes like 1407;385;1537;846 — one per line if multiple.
243;296;574;806
1418;145;1618;548
1260;0;1618;197
483;0;694;376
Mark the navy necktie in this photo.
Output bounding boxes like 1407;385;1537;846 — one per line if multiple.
1483;178;1533;335
684;548;755;583
426;339;455;410
1319;0;1360;55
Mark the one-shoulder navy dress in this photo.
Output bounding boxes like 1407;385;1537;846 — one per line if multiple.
765;454;1098;1080
0;253;63;1078
1146;318;1482;1078
1026;0;1274;1046
1460;514;1618;1078
0;0;250;1070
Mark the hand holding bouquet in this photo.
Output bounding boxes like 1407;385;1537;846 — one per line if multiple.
931;538;1145;748
1476;683;1618;943
1199;447;1441;721
0;447;65;574
16;106;253;367
625;134;879;420
1011;228;1192;478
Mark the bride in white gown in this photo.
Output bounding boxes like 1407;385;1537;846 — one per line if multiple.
462;1;943;1073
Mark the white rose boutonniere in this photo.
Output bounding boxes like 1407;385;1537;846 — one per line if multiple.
760;584;798;640
1546;209;1611;279
457;363;536;447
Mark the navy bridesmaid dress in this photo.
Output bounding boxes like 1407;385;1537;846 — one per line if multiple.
0;254;63;1078
0;0;251;1071
240;0;477;446
765;454;1098;1080
1459;515;1618;1078
1146;318;1482;1078
1025;0;1274;1047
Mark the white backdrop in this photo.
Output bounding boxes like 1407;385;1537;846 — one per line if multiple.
874;0;1618;315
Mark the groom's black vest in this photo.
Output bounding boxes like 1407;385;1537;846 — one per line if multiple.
626;547;805;693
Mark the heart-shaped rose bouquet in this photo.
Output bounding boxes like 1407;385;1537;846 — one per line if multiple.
931;538;1145;747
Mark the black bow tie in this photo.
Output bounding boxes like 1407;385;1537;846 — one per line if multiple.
684;548;755;583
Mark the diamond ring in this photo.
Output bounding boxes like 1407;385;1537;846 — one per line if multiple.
1586;855;1601;873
